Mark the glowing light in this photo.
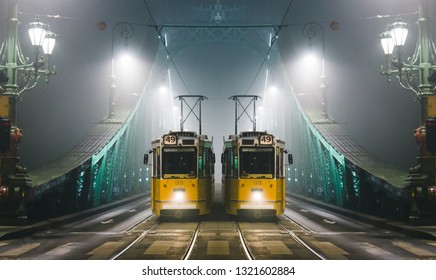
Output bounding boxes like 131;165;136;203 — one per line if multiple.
174;189;185;201
388;21;408;47
429;186;436;199
0;186;8;200
28;21;47;47
251;189;263;201
379;31;394;55
118;52;134;66
302;52;318;66
269;86;278;93
115;51;141;85
42;31;57;55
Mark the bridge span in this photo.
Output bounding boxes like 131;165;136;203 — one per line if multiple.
0;0;436;249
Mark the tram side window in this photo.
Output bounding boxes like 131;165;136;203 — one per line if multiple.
211;152;215;175
276;149;284;178
221;151;226;174
232;154;238;178
152;149;156;177
198;154;204;178
205;149;211;177
197;149;210;178
223;149;231;176
155;148;161;178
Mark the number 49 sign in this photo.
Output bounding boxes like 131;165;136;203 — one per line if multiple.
259;134;273;145
164;135;177;145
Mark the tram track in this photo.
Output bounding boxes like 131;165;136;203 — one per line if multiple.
279;214;326;260
182;222;201;260
3;194;435;260
236;222;254;260
111;222;160;260
111;212;324;260
97;196;326;260
181;220;254;260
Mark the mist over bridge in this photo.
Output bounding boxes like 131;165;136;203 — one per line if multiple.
1;0;435;227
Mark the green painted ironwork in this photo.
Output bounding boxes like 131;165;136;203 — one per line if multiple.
284;69;409;220
11;92;151;223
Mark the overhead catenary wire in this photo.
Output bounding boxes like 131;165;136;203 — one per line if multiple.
142;0;195;96
142;0;295;97
242;0;295;96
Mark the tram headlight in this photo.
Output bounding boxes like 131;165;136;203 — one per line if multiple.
251;189;263;201
174;189;185;201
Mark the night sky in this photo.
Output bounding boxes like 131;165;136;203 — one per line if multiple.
1;0;434;172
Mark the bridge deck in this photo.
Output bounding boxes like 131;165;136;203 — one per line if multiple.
29;94;140;187
297;94;408;187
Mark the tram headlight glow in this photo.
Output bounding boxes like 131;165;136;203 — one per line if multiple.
251;189;263;201
174;189;185;201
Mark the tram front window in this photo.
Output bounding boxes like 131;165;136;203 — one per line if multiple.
162;147;197;178
240;147;274;178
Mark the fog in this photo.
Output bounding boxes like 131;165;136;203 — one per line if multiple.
1;0;433;172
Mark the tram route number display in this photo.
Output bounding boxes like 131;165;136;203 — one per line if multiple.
259;134;273;145
164;135;177;145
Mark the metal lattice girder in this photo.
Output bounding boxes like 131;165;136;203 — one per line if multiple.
285;76;409;219
90;106;138;206
20;92;148;222
289;91;350;206
160;26;277;58
91;157;103;207
345;164;360;209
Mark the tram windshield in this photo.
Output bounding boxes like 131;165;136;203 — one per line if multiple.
162;147;197;178
240;147;274;178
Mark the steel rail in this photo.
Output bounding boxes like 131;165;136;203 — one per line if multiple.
236;222;254;260
181;222;201;260
110;221;159;260
280;214;326;260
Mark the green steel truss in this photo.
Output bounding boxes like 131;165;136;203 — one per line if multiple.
286;79;409;220
13;93;151;223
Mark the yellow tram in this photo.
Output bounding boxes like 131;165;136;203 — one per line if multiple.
146;131;215;218
221;131;291;218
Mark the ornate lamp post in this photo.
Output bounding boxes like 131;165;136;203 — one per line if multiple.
0;0;57;223
378;0;436;224
108;22;134;119
302;21;328;119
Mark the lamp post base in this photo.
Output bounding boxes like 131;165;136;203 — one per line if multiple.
404;163;436;225
0;125;32;225
0;156;32;225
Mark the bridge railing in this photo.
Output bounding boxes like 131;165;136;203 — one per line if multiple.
23;93;150;222
286;89;410;221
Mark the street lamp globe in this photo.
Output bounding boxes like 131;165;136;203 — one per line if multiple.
388;21;408;47
42;31;57;55
379;31;394;55
28;21;47;47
